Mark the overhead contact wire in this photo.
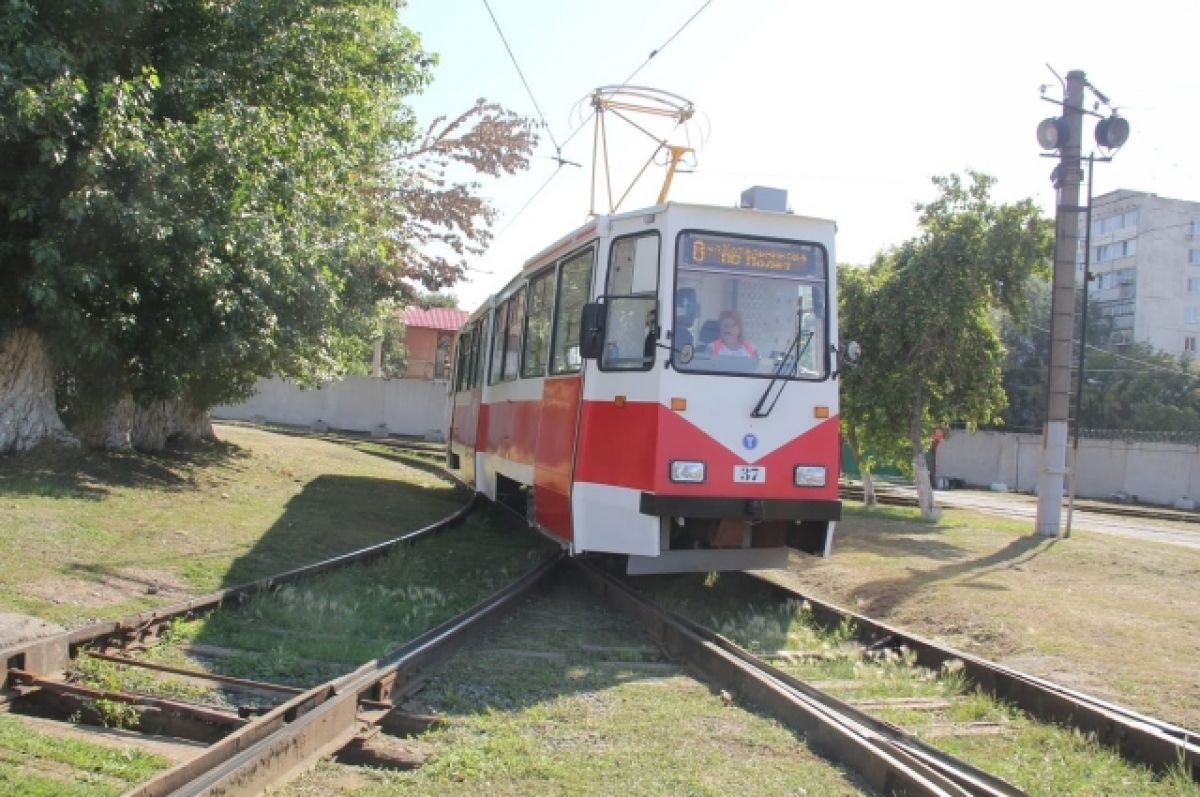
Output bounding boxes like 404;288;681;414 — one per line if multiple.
482;0;563;157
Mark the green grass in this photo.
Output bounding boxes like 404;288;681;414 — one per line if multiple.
276;583;869;796
0;424;468;625
637;572;1200;797
0;714;170;797
79;510;558;694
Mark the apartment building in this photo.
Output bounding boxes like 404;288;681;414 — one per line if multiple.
1086;189;1200;357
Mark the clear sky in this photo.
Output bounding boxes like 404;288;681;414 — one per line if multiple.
401;0;1200;311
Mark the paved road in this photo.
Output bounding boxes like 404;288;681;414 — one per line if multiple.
881;486;1200;550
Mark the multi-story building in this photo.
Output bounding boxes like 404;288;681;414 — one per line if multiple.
1086;189;1200;357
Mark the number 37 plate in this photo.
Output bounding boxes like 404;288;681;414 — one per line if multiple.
733;465;766;483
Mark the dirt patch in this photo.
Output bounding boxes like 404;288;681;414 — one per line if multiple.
24;568;193;608
0;612;64;648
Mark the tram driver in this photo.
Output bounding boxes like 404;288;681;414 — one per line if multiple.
709;310;759;358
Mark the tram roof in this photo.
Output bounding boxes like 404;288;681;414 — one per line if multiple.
463;197;836;320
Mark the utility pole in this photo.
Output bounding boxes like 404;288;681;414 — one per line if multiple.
1035;69;1086;538
1034;68;1129;538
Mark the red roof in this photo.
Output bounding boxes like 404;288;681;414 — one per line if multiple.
401;306;469;332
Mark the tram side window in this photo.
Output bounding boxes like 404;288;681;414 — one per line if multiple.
461;321;482;391
550;247;595;374
601;233;660;371
523;269;554;377
488;304;507;385
453;326;471;392
471;320;485;388
607;233;659;294
503;290;524;381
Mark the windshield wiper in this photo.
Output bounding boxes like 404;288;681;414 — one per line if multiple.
750;315;812;418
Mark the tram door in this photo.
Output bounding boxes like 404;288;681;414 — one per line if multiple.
572;232;664;555
531;246;596;542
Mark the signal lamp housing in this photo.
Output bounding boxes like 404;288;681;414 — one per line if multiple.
1095;115;1130;150
1036;117;1069;150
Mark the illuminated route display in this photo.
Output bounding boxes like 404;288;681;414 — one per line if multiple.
678;232;824;278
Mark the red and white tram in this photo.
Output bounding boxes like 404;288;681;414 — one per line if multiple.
448;187;844;574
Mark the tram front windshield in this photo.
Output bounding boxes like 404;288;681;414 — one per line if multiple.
673;232;827;379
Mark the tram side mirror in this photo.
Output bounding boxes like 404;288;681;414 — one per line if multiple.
579;302;606;359
845;340;862;365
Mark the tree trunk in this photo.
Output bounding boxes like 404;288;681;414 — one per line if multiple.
845;428;876;507
0;329;77;453
910;382;940;520
77;395;215;451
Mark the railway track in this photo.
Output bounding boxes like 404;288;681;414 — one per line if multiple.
600;565;1200;795
0;495;562;795
5;521;1196;794
3;431;1195;795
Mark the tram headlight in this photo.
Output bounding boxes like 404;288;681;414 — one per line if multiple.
794;465;826;487
669;460;706;483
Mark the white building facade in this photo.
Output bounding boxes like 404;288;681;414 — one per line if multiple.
1087;189;1200;357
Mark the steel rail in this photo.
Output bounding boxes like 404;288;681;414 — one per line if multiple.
128;552;564;797
1;494;476;688
660;612;1024;797
571;559;1014;797
749;572;1200;780
9;669;246;732
83;650;307;698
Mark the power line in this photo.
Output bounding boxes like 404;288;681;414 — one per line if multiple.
489;0;716;243
491;164;566;242
1029;323;1200;380
621;0;714;85
481;0;562;156
560;0;716;152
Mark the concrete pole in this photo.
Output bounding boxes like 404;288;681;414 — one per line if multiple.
1036;69;1086;537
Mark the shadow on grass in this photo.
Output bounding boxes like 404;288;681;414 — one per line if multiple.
215;473;469;588
840;505;970;562
0;438;246;500
186;500;550;688
849;536;1056;615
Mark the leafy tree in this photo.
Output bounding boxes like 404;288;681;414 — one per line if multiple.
998;282;1200;433
839;173;1053;516
0;1;535;452
375;307;409;380
998;278;1051;431
838;264;906;505
1076;343;1200;431
417;292;461;309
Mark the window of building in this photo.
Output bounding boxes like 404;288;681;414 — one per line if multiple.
1189;278;1200;295
1191;220;1200;237
1098;300;1135;317
1185;336;1197;353
435;334;451;380
1189;249;1200;265
1187;307;1200;326
1095;239;1137;263
1095;269;1136;290
1095;208;1139;236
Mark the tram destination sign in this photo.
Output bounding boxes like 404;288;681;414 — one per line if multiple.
678;232;823;277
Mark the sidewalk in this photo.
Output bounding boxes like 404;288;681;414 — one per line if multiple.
848;480;1200;550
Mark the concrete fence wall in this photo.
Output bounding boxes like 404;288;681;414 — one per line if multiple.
936;430;1200;507
213;376;450;440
